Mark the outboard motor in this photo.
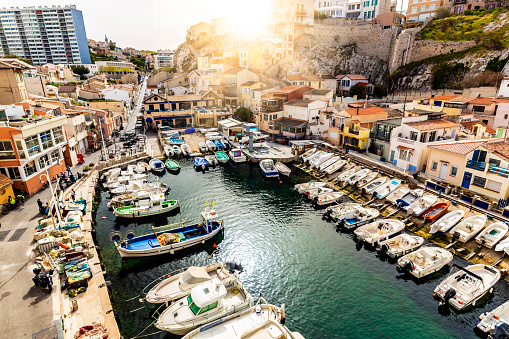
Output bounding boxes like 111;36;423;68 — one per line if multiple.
492;321;509;339
323;208;332;220
440;288;456;306
396;260;414;273
32;267;54;292
380;243;390;254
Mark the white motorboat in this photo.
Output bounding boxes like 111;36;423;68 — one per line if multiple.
104;173;148;189
295;181;327;194
121;164;138;176
144;262;238;304
108;179;146;192
344;168;370;186
318;156;339;171
199;142;208;153
172;145;182;156
336;167;356;183
357;171;378;188
229;148;247;163
149;158;165;173
396;246;454;278
181;144;191;156
449;214;487;242
315;191;344;206
205;132;223;140
259;159;279;178
475;222;509;248
337;205;380;230
406;195;438;216
373;179;401;199
107;188;168;208
275;162;291;176
433;264;500;310
324;159;346;175
378;234;425;258
310;152;332;169
164;144;174;157
304;186;334;200
429;210;465;234
136;162;151;173
324;202;360;221
361;176;387;194
183;301;302;339
354;219;405;245
101;167;121;180
395;189;424;208
205;154;218;167
155;278;254;335
477;300;509;334
110;181;167;195
206;140;217;151
300;148;317;161
303;150;323;164
385;187;410;204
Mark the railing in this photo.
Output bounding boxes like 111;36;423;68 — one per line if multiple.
396;137;415;145
466;160;487;171
348;129;360;135
296;9;307;15
488;163;509;178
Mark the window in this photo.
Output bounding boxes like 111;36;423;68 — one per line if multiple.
38;154;50;169
50;149;60;163
0;167;20;179
473;175;486;188
429;4;435;10
52;127;65;144
489;158;501;167
487;180;502;192
24;160;36;177
25;135;41;157
15;140;25;159
428;131;436;142
187;295;200;315
431;161;438;171
399;149;407;160
410;131;418;141
39;131;54;150
0;140;15;159
420;132;427;143
450;166;458;177
411;7;417;13
420;5;426;11
472;105;485;112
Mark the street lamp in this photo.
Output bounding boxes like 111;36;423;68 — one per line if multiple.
40;170;63;229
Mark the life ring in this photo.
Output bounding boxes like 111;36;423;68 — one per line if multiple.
210;210;216;215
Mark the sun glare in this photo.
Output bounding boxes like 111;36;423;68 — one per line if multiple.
224;0;270;39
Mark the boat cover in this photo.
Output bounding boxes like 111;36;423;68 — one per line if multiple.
179;266;212;289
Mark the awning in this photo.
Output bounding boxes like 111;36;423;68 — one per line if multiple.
396;145;414;151
146;117;153;123
68;137;77;148
154;116;192;120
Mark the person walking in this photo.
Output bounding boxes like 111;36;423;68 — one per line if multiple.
37;198;44;214
70;189;76;201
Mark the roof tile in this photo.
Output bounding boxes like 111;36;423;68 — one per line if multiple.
405;119;459;131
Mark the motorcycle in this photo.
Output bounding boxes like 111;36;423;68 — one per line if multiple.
32;267;54;292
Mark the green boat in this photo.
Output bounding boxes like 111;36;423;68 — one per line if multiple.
215;151;229;164
165;159;180;171
114;194;179;218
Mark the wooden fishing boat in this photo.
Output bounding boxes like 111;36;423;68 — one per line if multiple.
215;151;229;164
165;159;180;172
113;194;179;218
422;201;451;221
275;162;291;176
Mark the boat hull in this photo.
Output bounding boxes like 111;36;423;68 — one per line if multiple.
114;201;180;218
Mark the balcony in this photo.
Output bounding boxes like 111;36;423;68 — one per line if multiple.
453;0;466;3
488;163;509;178
466;160;486;171
396;137;416;145
296;9;307;16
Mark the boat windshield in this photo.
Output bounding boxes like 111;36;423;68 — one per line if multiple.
187;294;201;315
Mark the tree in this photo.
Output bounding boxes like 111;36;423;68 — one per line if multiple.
109;42;116;51
373;84;387;98
234;107;253;122
2;54;33;65
349;84;368;98
435;7;451;20
120;67;132;73
71;65;90;80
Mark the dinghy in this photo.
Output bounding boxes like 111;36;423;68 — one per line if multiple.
373;179;401;199
259;159;279;178
429;210;465;234
194;157;208;171
165;159;180;172
206;140;217;151
205;154;218;167
475;222;509;248
477;300;509;334
108;179;146;192
337;205;380;230
199;142;208;153
344;168;370;186
406;195;437;216
310;152;332;169
357;171;378;188
136;162;151;173
303;150;323;164
433;264;500;310
354;219;405;245
336;167;356;184
324;159;346;175
104;173;148;189
323;202;360;221
114;195;179;218
181;144;191;156
315;191;344;206
149;159;165;173
182;301;302;339
295;181;327;194
319;156;339;171
213;140;225;150
215;151;229;164
172;145;181;156
379;234;425;258
361;176;387;194
275;162;291;176
155;278;254;335
396;246;453;278
449;214;487;242
422;201;451;221
144;262;238;304
300;148;317;161
393;189;424;207
304;186;334;200
164;145;173;157
229;148;247;163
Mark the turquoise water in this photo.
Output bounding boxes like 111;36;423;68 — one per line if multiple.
94;160;509;339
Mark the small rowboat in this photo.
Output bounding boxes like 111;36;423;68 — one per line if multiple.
422;201;451;221
165;159;180;172
275;162;291;176
181;144;191;156
206;140;216;151
199;142;208;152
194;157;208;171
215;151;229;164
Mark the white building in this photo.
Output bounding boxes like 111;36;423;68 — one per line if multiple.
95;61;136;71
101;88;131;108
315;0;346;17
154;49;174;69
283;99;329;135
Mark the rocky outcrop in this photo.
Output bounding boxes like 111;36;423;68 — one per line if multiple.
174;43;197;73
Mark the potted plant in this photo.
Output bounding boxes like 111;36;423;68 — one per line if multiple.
83;165;89;172
445;185;453;195
89;163;95;167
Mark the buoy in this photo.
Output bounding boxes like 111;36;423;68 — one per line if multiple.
213;243;217;248
102;216;106;219
279;181;282;184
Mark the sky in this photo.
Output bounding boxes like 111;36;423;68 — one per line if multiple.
6;0;269;51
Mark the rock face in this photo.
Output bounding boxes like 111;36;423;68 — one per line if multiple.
174;43;197;73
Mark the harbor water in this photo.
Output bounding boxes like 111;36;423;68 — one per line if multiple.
94;159;509;339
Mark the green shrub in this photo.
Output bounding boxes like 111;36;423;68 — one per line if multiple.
83;166;89;172
89;163;95;167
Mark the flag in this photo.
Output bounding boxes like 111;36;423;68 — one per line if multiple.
211;200;215;207
205;200;208;205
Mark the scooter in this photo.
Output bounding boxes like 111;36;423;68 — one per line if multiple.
32;267;54;292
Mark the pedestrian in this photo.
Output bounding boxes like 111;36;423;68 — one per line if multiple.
70;189;76;201
37;198;44;214
8;196;16;209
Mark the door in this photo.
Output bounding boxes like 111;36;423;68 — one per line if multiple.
390;150;395;163
462;172;472;189
439;163;448;179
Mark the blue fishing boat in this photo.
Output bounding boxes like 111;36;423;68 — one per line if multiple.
259;159;279;178
112;206;223;258
222;139;231;149
149;159;165;173
194;157;209;171
213;140;224;150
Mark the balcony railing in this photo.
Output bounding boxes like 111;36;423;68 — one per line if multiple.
466;160;486;171
397;137;416;145
488;163;509;178
296;9;307;16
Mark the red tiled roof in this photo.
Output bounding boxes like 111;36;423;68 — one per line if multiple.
428;139;492;155
0;174;12;190
405;119;459;131
345;74;367;80
446;96;475;104
460;121;497;134
483;141;509;162
275;85;313;94
287;75;305;81
343;107;387;116
470;98;498;105
431;95;460;101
